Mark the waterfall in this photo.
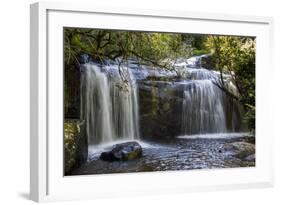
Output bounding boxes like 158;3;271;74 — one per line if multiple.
181;79;227;134
78;55;246;143
80;63;139;145
180;56;246;135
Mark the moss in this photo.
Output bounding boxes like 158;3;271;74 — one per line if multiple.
138;82;182;138
125;149;142;160
192;49;209;56
146;76;171;81
162;102;170;112
64;120;87;175
151;85;159;118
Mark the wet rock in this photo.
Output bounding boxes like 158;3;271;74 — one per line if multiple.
100;141;142;162
79;53;93;64
245;154;255;162
221;142;255;159
200;54;215;70
64;120;87;175
99;152;116;162
138;81;183;138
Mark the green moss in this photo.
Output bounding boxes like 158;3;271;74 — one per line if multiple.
64;120;84;175
192;49;209;56
162;102;170;112
125;149;142;160
146;76;171;81
151;85;159;118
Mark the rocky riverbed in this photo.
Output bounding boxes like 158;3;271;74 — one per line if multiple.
65;55;255;176
69;134;255;175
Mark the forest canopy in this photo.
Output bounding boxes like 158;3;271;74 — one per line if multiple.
64;28;256;130
64;28;196;69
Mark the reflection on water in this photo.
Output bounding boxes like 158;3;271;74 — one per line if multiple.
70;134;255;175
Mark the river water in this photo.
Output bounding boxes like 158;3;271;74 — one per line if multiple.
71;134;254;175
72;55;254;175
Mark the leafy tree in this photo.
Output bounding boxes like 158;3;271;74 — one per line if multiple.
204;36;256;130
64;28;192;69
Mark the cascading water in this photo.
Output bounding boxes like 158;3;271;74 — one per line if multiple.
80;62;139;145
179;56;246;135
79;55;246;145
69;52;253;176
111;75;140;140
181;79;227;134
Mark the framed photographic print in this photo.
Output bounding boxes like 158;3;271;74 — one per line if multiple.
30;2;274;202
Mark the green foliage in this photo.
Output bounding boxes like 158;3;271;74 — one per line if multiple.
64;83;70;114
64;29;91;65
204;36;256;130
192;49;210;56
64;28;192;68
244;104;255;130
181;34;206;50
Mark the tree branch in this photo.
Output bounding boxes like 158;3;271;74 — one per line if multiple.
212;79;240;101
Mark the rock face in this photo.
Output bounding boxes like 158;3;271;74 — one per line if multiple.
64;62;80;119
221;142;255;159
100;141;142;162
138;78;246;138
200;54;216;70
138;81;183;138
64;120;87;175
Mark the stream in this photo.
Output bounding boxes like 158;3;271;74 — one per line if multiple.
70;54;255;175
70;133;254;175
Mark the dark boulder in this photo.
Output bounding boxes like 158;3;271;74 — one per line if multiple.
100;152;116;162
100;141;142;162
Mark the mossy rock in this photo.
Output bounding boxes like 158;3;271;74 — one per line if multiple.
138;81;183;138
100;141;142;162
64;119;87;175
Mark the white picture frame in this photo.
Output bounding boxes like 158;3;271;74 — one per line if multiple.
30;1;274;202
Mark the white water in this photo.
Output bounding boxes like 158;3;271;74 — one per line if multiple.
80;55;246;146
80;63;139;145
178;56;246;135
177;132;252;139
181;79;227;134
